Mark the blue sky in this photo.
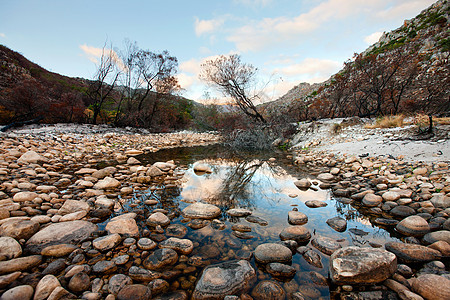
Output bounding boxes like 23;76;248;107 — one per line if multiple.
0;0;436;102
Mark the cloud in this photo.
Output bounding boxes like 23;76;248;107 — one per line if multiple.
376;0;436;21
0;33;5;38
364;31;383;45
79;44;124;71
233;0;272;7
195;17;224;36
274;57;341;79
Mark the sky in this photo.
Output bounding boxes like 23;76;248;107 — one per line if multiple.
0;0;436;103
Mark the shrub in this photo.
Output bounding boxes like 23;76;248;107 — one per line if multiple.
365;115;405;129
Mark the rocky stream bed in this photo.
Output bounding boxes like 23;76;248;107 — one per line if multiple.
0;124;449;300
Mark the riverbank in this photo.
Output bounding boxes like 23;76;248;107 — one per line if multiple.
0;122;448;300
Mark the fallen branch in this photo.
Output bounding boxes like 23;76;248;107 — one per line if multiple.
1;116;44;132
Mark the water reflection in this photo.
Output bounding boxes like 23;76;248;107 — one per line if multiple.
134;145;401;298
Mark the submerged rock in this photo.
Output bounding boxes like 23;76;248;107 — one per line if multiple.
311;236;342;255
329;246;397;285
192;260;256;299
251;280;285;300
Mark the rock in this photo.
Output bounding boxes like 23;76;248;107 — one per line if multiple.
385;242;441;263
143;248;178;270
148;278;169;296
159;238;193;255
245;216;268;226
93;234;122;251
396;215;430;237
0;219;39;240
41;244;78;257
423;230;450;245
42;258;66;275
430;194;450;209
266;263;296;278
105;218;139;237
317;173;334;181
182;202;221;219
428;241;450;256
26;220;97;254
94;177;120;190
147;212;171;227
92;167;116;179
410;274;450;300
128;266;161;282
166;224;188;238
60;210;87;222
153;162;175;171
294;179;311;190
46;286;76;300
390;206;415;218
0;255;42;275
305;200;327;208
153;290;187;300
193;163;212;174
301;248;323;268
108;274;132;295
0;236;22;260
33;274;61;300
92;260;117;274
127;157;141;165
254;243;292;264
13;191;38;202
125;149;144;156
58;200;90;215
18;150;46;164
226;208;252;217
251;280;285;300
311;236;342;255
0;272;21;289
137;238;157;250
117;284;151;300
279;226;311;244
146;166;165;177
0;285;34;300
329;246;397;285
326;216;347;232
68;272;90;293
382;191;400;201
362;193;382;207
413;167;428;176
192;260;256;299
288;210;308;225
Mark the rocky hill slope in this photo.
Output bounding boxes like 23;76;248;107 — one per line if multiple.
264;0;449;122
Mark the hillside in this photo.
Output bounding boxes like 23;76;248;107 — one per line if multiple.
264;0;449;122
0;45;203;131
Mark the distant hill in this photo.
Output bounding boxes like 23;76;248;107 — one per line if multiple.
265;0;449;122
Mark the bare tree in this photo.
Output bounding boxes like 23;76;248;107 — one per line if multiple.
200;54;266;123
87;42;120;124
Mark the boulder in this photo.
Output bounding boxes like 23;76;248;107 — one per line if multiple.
94;177;120;190
13;191;38;202
294;179;311;190
396;215;430;237
362;193;382;207
329;246;397;285
0;219;39;240
385;242;441;263
410;274;450;300
105;218;139;237
311;236;342;255
18;150;46;164
93;234;122;251
143;248;178;270
288;210;308;225
26;220;97;254
0;236;22;260
305;200;328;208
159;237;194;255
423;230;450;245
0;285;34;300
192;260;256;299
117;284;151;300
58;200;90;215
0;255;42;275
226;208;252;217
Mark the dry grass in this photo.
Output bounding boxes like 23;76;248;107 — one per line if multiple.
364;115;405;129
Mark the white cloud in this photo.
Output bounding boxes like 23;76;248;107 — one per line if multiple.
274;57;341;79
376;0;436;21
79;44;124;71
233;0;272;7
195;17;224;36
364;31;383;45
0;33;6;38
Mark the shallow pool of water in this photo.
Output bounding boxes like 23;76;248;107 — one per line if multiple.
120;145;401;298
